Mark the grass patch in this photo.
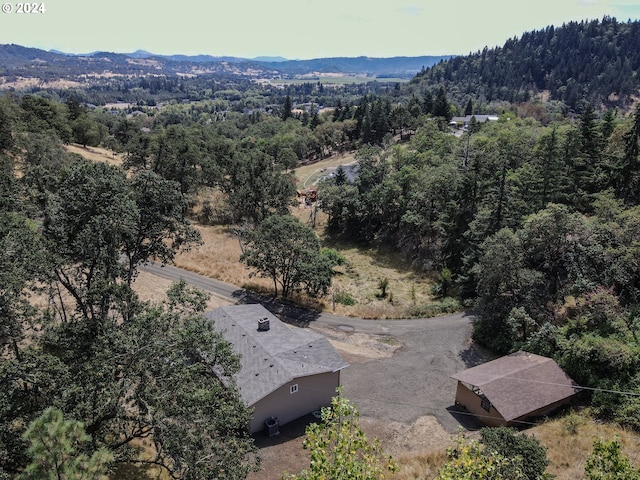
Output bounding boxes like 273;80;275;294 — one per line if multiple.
293;152;356;189
395;450;447;480
64;143;124;166
530;409;640;480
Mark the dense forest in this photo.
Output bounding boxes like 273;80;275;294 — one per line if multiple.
1;15;640;478
410;17;640;110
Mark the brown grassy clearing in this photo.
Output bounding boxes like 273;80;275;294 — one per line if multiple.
292;151;356;189
64;143;124;166
285;206;437;318
172;214;438;318
0;77;86;90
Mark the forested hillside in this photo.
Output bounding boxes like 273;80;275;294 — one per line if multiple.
409;17;640;109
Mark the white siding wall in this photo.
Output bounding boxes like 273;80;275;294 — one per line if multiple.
249;371;341;433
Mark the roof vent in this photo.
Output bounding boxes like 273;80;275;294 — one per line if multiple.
258;317;270;331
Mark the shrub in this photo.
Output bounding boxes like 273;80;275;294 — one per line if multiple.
408;297;462;318
480;427;550;480
334;290;356;306
377;277;389;299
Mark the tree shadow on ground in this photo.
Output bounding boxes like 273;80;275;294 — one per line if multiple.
458;345;489;368
251;413;318;449
111;463;156;480
231;289;322;326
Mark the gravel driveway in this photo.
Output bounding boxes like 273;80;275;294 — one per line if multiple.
325;313;487;433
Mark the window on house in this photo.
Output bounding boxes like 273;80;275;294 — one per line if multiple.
480;396;491;412
290;384;299;394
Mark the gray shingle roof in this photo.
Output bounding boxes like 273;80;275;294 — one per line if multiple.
207;304;348;406
451;351;579;421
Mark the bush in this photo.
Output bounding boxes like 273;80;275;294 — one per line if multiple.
320;247;346;266
334;290;356;306
407;297;462;318
479;427;550;480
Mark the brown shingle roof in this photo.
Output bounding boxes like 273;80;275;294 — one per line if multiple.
451;351;579;421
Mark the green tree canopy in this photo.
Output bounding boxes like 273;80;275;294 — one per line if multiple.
285;389;397;480
585;437;640;480
479;427;550;480
435;434;524;480
240;214;339;298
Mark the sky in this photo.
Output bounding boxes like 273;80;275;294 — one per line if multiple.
1;0;640;59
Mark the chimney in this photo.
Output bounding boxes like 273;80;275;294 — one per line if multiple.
258;317;270;331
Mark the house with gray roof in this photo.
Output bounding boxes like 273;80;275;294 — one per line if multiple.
207;304;348;433
451;351;579;427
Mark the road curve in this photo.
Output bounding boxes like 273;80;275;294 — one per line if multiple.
140;261;472;333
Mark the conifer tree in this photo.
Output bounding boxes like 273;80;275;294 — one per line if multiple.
282;95;293;121
464;98;473;116
433;86;451;121
20;408;113;480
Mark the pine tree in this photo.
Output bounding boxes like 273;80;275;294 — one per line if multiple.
334;165;348;185
433;86;451;121
282;95;293;121
464;98;473;116
423;91;434;114
620;103;640;201
20;408;113;480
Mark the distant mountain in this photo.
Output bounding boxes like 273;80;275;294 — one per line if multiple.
0;44;450;82
140;53;246;63
257;55;451;77
0;44;60;67
50;48;246;64
252;56;288;63
125;49;155;59
410;17;640;109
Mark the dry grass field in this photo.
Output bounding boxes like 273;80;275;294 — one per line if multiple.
530;410;640;479
64;143;125;166
171;214;439;318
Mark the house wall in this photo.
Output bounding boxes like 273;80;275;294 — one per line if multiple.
249;371;340;434
454;382;507;427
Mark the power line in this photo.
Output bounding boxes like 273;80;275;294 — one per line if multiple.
229;354;640;425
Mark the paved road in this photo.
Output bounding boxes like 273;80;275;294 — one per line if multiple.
141;262;483;432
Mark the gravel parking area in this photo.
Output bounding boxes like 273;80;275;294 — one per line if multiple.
334;312;487;433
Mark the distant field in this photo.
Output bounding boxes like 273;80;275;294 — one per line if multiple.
264;76;409;86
